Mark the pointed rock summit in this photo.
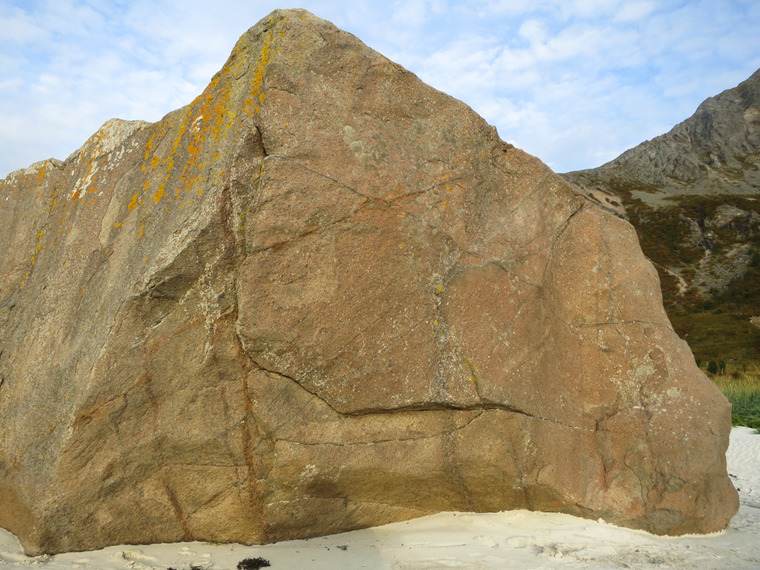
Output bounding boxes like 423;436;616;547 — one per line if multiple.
565;68;760;203
0;9;738;555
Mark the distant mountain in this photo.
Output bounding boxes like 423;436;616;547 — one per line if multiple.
563;69;760;367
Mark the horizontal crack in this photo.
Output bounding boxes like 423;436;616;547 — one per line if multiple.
274;410;487;447
346;401;592;431
577;319;665;328
251;360;591;431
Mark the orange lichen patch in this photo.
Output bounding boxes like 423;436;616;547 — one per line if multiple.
138;225;144;238
37;164;46;185
127;193;140;211
153;183;165;204
178;67;239;190
142;122;169;173
143;132;156;163
26;229;46;270
142;180;151;191
242;25;281;117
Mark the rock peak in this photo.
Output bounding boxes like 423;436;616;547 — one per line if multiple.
566;68;760;197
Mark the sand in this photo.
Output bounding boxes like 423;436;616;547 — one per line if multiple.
1;427;758;569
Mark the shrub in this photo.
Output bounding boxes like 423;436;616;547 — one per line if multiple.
238;558;271;570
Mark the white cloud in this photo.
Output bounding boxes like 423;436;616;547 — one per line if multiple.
614;1;656;22
0;5;48;45
560;0;621;20
518;19;549;44
392;0;448;26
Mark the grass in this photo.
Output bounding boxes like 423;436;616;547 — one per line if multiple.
710;368;760;431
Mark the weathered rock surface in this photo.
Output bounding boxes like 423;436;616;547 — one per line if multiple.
0;9;738;555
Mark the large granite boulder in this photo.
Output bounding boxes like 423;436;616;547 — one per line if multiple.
0;9;738;555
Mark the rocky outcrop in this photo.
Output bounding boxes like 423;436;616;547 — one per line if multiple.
565;69;760;203
0;9;738;556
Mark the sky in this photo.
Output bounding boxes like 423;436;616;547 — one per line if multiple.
1;0;759;178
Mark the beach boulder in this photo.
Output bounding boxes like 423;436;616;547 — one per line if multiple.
0;9;738;555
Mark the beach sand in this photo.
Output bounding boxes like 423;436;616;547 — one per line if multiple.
2;427;758;569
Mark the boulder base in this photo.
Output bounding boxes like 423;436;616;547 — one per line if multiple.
0;9;738;555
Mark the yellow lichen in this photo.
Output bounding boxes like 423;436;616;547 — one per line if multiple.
127;193;140;211
242;25;282;117
154;183;165;204
464;358;479;385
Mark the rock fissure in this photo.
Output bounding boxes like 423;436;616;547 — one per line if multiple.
577;319;666;329
274;411;487;448
163;479;192;541
263;155;371;202
247;202;369;255
249;360;345;416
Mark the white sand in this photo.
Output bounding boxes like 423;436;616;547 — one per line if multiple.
2;427;758;569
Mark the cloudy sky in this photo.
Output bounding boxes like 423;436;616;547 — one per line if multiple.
1;0;759;178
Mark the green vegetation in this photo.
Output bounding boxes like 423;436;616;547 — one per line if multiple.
710;368;760;430
605;186;760;368
670;312;760;364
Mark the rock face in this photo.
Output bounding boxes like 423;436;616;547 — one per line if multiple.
0;9;738;556
563;70;760;365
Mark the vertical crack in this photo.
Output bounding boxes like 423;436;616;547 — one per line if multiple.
163;480;192;541
238;374;271;540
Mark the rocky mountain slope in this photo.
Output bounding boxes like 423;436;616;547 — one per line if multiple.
0;9;737;555
564;70;760;366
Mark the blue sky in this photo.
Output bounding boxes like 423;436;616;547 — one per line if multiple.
1;0;759;178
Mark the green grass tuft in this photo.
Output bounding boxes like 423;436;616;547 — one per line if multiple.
712;371;760;431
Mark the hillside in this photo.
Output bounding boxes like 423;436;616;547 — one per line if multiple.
563;69;760;367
